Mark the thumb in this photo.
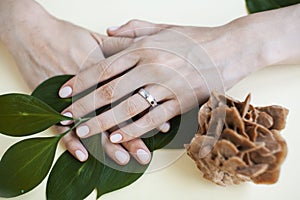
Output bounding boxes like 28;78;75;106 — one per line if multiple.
107;19;168;38
91;32;134;57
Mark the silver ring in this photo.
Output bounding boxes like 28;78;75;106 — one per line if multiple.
138;88;158;107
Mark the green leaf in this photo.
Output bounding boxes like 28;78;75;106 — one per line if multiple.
246;0;300;13
46;151;103;200
0;94;71;136
47;135;104;200
31;75;74;112
96;133;152;198
0;137;60;197
96;157;148;198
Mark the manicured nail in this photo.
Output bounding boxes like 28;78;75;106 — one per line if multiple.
60;112;73;125
59;86;72;98
75;150;86;162
110;133;123;143
107;26;120;32
136;149;150;163
76;125;90;138
160;122;170;133
114;150;129;164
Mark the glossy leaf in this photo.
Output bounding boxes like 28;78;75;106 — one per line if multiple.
246;0;300;13
0;94;71;136
46;151;103;200
96;131;152;198
0;137;60;197
96;157;148;198
31;75;74;112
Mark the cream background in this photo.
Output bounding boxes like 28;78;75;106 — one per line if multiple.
0;0;300;199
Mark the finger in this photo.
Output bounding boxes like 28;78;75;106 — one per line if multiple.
157;122;171;133
58;51;139;98
107;19;168;38
102;132;130;165
122;139;151;165
53;126;88;162
60;68;148;122
110;100;179;143
75;85;173;138
91;32;134;57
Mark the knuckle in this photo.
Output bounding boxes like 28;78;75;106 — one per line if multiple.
71;99;92;118
64;141;73;151
128;19;141;27
166;101;180;116
126;97;140;117
97;83;115;102
96;60;112;80
143;114;158;127
95;115;109;132
122;139;142;153
73;76;86;92
62;135;77;151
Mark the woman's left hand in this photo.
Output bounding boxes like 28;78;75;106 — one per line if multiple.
59;19;266;160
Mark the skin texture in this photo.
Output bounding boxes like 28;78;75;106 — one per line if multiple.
59;4;300;163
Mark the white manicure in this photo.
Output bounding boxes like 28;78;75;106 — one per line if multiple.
108;26;120;32
115;150;129;164
60;112;73;125
110;134;123;143
75;150;86;162
76;125;90;137
59;86;72;98
137;149;150;163
160;122;171;133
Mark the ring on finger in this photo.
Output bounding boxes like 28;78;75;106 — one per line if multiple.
138;88;158;107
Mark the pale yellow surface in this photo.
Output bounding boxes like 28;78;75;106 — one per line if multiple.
1;0;300;199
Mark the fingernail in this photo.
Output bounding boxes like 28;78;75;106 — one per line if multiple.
160;122;170;133
59;86;72;98
107;26;120;32
110;133;123;143
60;112;73;125
75;150;87;162
136;149;150;163
76;125;90;137
114;150;129;164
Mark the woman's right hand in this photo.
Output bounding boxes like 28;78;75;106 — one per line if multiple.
0;0;151;165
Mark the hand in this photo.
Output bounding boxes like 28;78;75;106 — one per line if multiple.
0;0;135;163
58;18;267;165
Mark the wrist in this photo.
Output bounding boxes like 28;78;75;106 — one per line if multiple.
0;0;55;45
193;19;269;89
241;4;300;66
